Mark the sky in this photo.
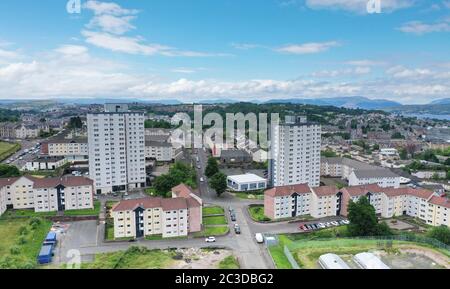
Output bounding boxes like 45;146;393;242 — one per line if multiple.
0;0;449;104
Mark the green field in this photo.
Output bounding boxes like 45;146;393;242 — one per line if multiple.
218;255;240;269
248;205;271;222
234;192;264;200
0;141;20;161
0;218;52;268
194;226;229;237
64;201;101;216
81;246;177;269
203;216;228;225
202;206;225;216
0;209;57;219
269;231;450;269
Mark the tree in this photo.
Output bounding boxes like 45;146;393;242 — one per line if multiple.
0;164;21;178
321;149;337;158
205;157;219;178
427;226;450;245
444;158;450;166
372;144;380;151
399;147;408;160
391;132;405;139
347;196;392;237
68;117;83;129
209;172;227;197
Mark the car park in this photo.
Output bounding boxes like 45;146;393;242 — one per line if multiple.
205;236;216;243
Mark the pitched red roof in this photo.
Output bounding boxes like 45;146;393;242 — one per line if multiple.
172;183;197;198
33;176;93;188
265;183;311;197
312;186;338;197
112;197;163;212
341;184;384;197
112;196;200;212
428;196;450;208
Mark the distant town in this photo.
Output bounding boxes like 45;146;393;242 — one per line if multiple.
0;99;449;270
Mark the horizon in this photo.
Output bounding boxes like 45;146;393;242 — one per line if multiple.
0;0;449;104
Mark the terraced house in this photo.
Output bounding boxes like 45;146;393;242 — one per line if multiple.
0;175;94;216
264;183;450;227
111;184;202;239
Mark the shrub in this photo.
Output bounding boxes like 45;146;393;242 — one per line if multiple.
10;246;20;255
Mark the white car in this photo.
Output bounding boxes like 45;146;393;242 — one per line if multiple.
200;177;205;182
205;236;216;243
255;233;264;244
317;223;326;228
342;220;350;225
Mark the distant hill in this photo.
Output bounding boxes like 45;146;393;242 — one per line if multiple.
264;96;401;110
56;98;183;105
430;98;450;105
382;103;450;117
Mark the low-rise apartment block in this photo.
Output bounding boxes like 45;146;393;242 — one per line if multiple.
321;157;401;188
111;184;202;239
264;183;450;227
41;137;88;161
0;176;94;216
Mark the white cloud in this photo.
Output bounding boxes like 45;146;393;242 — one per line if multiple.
171;68;196;74
230;43;262;50
345;60;387;66
305;0;415;13
398;19;450;35
311;67;371;77
83;0;138;16
54;45;89;56
87;14;136;35
276;41;340;54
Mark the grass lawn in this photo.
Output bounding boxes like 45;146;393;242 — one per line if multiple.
0;218;52;268
203;216;227;225
193;226;229;237
0;209;57;219
145;234;188;241
268;245;293;269
248;205;271;222
0;141;20;161
218;255;240;269
234;192;264;200
64;200;101;216
81;246;177;269
202;206;225;216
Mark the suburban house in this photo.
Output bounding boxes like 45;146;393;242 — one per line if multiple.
111;184;202;239
0;175;94;216
227;173;267;192
264;183;450;228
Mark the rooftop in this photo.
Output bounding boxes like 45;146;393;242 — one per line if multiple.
265;183;311;197
227;173;267;183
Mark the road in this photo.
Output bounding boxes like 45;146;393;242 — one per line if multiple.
2;139;41;169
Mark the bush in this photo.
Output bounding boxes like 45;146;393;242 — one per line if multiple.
29;217;41;227
18;226;28;236
427;226;450;245
10;246;20;255
17;236;27;245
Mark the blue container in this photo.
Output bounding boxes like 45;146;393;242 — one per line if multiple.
37;245;53;264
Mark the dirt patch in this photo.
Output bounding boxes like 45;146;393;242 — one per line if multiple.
377;245;450;269
169;248;233;269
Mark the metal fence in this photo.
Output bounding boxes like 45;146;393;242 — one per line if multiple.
283;245;300;269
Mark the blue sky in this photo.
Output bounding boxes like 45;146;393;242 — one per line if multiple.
0;0;449;104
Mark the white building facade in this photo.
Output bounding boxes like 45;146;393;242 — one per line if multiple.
269;116;321;188
87;104;146;195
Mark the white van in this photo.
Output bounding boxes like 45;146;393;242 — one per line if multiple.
255;233;264;244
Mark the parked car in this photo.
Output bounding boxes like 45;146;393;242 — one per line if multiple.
325;222;332;227
317;223;326;229
342;220;350;225
311;224;318;230
234;225;241;234
305;224;313;230
230;214;236;222
205;236;216;243
200;177;205;182
228;206;234;213
330;221;339;226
